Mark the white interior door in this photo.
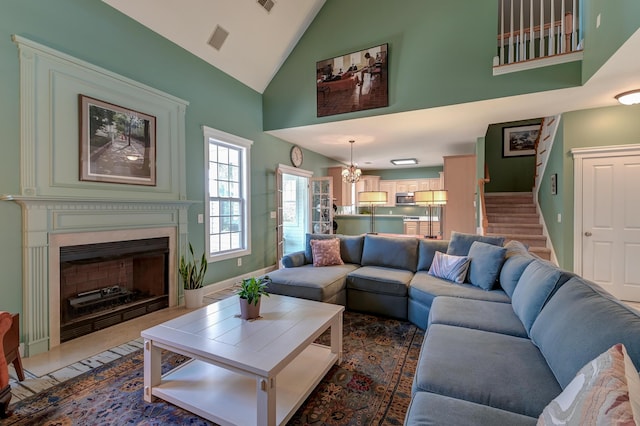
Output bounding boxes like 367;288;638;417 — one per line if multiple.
576;149;640;302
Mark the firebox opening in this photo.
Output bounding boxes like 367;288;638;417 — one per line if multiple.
59;237;169;342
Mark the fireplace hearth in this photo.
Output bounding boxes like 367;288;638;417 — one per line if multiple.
59;237;169;342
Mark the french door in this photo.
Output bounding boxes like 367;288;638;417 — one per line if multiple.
276;165;313;265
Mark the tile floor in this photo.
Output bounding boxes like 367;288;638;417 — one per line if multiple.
7;286;640;405
8;285;239;405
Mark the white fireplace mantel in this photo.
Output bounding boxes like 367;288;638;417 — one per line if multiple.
2;195;197;356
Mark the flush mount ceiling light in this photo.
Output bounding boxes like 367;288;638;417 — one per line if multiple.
615;89;640;105
390;158;418;166
342;140;362;184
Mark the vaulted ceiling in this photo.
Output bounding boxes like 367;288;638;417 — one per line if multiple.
103;0;640;169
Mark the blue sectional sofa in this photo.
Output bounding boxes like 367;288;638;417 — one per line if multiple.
266;232;640;424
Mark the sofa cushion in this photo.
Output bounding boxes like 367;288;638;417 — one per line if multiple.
361;234;419;272
281;250;306;268
310;238;343;267
304;233;365;265
538;343;639;425
413;324;562;417
428;296;528;338
416;239;449;271
266;263;358;302
466;241;507;290
428;251;470;284
511;259;573;333
530;276;640;389
409;271;510;307
499;243;536;299
405;392;537;426
446;231;505;256
347;265;413;297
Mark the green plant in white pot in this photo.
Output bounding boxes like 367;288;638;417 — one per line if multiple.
237;276;271;320
179;243;208;308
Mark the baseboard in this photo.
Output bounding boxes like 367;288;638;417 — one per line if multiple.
202;265;278;296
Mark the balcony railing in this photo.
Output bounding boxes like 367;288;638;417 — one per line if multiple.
495;0;582;68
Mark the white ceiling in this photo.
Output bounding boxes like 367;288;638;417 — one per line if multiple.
103;0;640;170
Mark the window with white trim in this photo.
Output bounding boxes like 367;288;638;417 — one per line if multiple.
204;126;252;261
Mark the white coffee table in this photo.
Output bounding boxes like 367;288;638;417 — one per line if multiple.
141;294;344;426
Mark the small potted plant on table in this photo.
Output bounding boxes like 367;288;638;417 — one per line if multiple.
179;243;208;309
237;276;271;320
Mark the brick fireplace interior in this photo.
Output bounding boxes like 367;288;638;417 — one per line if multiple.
59;237;169;342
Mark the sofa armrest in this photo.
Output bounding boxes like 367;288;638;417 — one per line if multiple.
282;250;307;268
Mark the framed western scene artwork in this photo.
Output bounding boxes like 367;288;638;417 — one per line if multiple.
502;124;540;157
79;95;157;186
316;43;388;117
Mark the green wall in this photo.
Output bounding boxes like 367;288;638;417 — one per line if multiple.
582;0;640;82
548;104;640;270
484;119;541;193
538;120;566;268
264;0;582;131
0;0;335;317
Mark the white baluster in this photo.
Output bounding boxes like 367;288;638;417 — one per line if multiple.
501;0;505;64
572;0;578;50
539;0;545;58
560;0;566;53
519;0;524;61
509;0;514;64
529;0;535;59
549;0;555;55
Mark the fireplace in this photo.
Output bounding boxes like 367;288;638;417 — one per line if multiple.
59;237;169;342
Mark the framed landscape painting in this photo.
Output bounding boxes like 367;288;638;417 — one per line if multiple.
316;43;388;117
79;95;157;186
502;124;540;157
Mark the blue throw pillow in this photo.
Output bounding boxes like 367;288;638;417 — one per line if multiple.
466;241;507;290
417;239;450;271
428;251;470;284
446;231;505;256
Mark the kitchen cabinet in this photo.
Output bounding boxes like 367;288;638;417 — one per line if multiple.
443;155;476;239
378;180;396;207
403;221;418;235
356;175;380;203
404;220;441;237
327;166;354;206
396;180;418;193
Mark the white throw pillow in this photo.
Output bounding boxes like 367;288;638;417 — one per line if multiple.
537;343;639;425
428;251;470;284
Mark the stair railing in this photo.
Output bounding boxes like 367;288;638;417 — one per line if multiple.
478;163;490;235
533;115;561;195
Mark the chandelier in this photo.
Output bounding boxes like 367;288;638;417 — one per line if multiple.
341;140;362;183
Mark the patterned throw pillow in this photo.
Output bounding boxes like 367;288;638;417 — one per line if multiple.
428;251;470;284
310;238;344;267
538;343;639;425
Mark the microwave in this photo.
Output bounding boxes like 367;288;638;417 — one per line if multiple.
395;192;416;206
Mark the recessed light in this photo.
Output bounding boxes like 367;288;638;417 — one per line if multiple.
615;89;640;105
391;158;418;166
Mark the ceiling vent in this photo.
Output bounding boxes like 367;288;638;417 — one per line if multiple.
208;25;229;51
257;0;275;13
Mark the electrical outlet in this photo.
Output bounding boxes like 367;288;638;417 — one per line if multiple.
197;214;204;224
270;211;276;219
596;13;601;28
557;213;562;223
237;258;242;267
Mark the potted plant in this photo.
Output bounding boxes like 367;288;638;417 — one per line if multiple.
179;243;208;308
237;276;271;320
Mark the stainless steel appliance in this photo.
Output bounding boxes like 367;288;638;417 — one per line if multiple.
395;192;416;206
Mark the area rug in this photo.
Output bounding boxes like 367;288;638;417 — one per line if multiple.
5;311;424;425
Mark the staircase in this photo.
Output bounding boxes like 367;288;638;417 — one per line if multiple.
485;192;551;260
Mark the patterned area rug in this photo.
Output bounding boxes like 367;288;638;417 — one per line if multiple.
5;311;424;426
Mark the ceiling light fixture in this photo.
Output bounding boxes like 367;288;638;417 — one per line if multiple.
615;89;640;105
391;158;418;166
342;140;362;184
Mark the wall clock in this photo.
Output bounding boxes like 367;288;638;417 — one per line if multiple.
290;145;303;167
